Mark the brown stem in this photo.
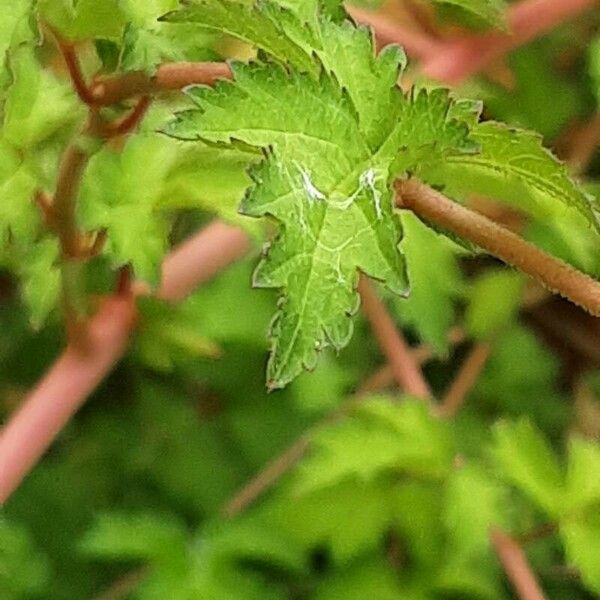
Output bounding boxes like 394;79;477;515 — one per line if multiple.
49;29;96;105
396;179;600;317
358;276;432;399
90;62;232;106
437;342;492;417
104;96;152;138
519;522;558;544
52;143;88;259
490;528;549;600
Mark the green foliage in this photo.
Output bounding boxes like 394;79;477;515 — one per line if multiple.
1;1;600;598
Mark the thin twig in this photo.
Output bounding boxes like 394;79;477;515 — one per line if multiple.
437;342;492;417
51;31;96;105
396;179;600;317
490;528;549;600
358;277;432;399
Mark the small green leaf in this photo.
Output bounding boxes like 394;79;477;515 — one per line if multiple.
294;397;453;494
563;437;600;514
80;512;189;564
395;211;463;353
0;141;38;245
492;419;563;516
79;133;178;283
163;0;317;73
560;512;600;595
465;269;524;340
3;47;82;148
444;465;508;559
19;236;61;328
432;121;600;234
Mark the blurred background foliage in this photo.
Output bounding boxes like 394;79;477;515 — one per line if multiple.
1;0;600;598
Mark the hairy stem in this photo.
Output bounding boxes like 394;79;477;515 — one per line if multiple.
396;179;600;317
491;528;549;600
358;276;432;399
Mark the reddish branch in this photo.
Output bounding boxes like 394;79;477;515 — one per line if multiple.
0;297;136;504
90;63;233;106
437;342;492;417
491;528;549;600
396;179;600;317
358;277;432;399
0;222;251;504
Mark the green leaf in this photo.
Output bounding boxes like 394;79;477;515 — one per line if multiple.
0;141;39;245
0;518;49;599
563;437;600;514
79;133;178;283
163;0;317;74
19;236;61;328
431;121;600;234
80;512;189;564
588;35;600;105
3;47;82;148
429;0;507;30
133;297;222;372
394;211;463;353
275;477;396;562
0;0;36;90
560;512;600;595
492;420;563;516
465;269;524;340
167;39;475;387
294;397;454;494
314;557;404;600
41;0;127;40
444;465;507;559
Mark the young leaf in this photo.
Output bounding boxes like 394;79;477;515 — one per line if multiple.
492;419;563;516
0;0;36;90
162;0;317;73
560;513;600;595
431;121;600;233
19;237;61;328
293;397;453;494
464;268;524;340
79;133;178;284
563;437;600;514
394;211;463;353
2;47;82;148
0;141;39;245
167;43;475;386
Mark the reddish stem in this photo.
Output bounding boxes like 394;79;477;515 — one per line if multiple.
0;296;136;504
52;33;96;105
0;222;251;504
491;528;549;600
437;342;492;417
104;96;152;138
358;276;432;399
90;63;232;106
